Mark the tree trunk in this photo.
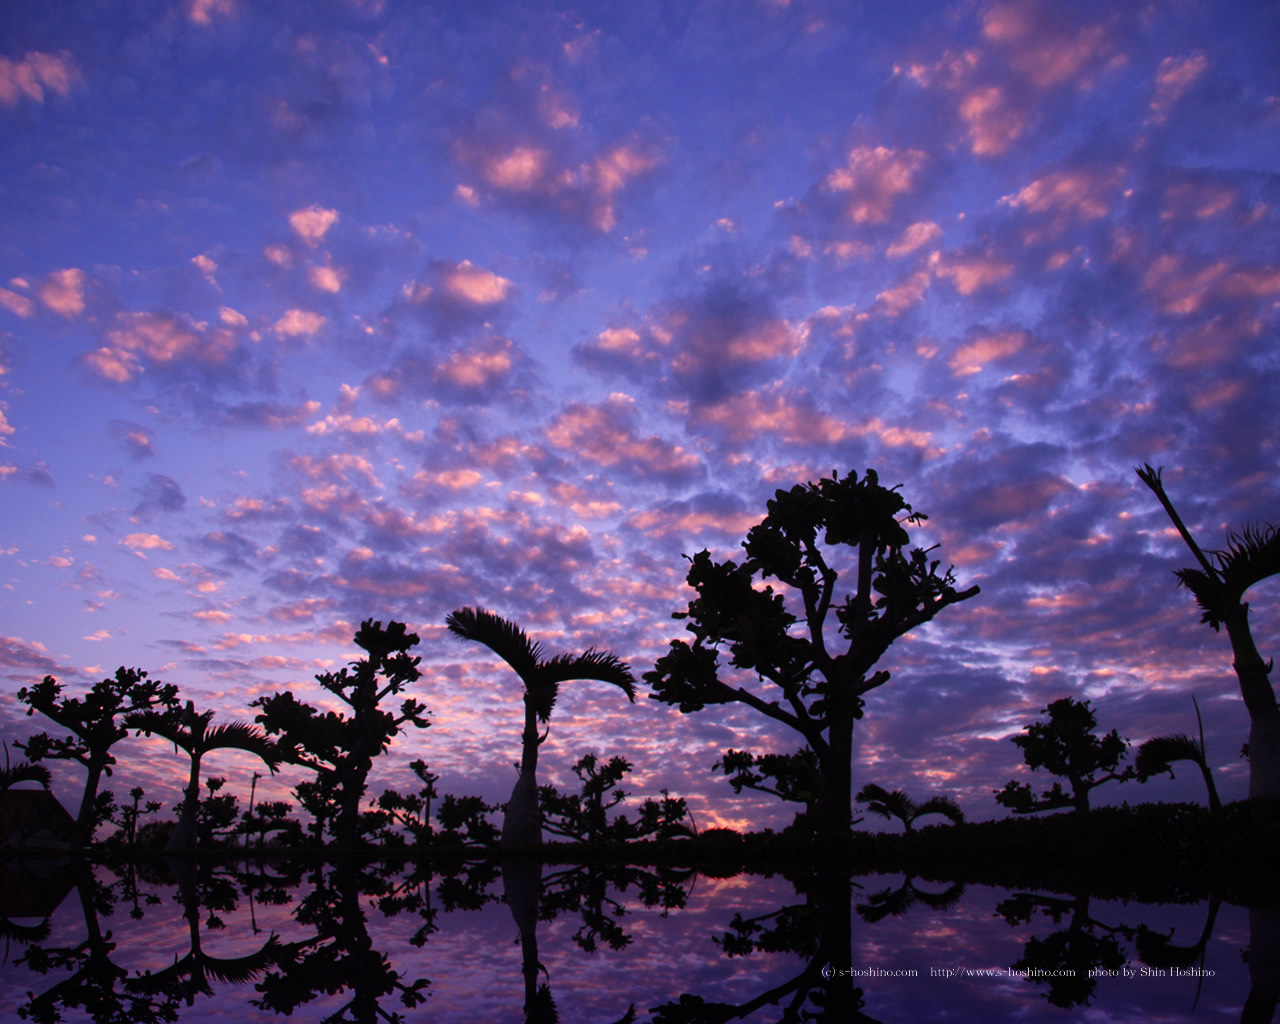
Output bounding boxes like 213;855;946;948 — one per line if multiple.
817;713;853;838
502;771;542;850
75;760;105;847
503;694;543;850
334;770;368;849
167;749;202;853
1224;609;1280;801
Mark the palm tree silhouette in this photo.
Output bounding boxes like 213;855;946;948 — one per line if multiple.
855;783;965;831
445;607;636;849
128;702;279;852
1136;697;1221;812
1137;465;1280;800
0;743;52;793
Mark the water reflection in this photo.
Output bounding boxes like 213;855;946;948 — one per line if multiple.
0;856;1264;1022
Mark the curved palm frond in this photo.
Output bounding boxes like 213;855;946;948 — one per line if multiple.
1173;568;1230;629
914;794;965;826
538;649;636;697
203;722;281;770
0;760;52;792
855;783;913;823
1213;522;1280;602
124;708;195;750
1135;733;1203;780
446;606;543;682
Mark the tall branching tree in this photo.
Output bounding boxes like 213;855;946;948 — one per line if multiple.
445;606;636;850
16;668;180;846
251;619;429;849
1137;464;1280;800
646;469;979;838
127;702;280;852
855;783;965;832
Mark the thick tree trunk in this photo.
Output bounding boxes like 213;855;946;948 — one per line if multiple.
75;761;105;847
817;713;853;838
335;767;369;849
503;695;543;850
502;771;542;850
1224;609;1280;801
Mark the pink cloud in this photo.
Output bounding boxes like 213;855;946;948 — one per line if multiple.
288;205;339;246
441;261;514;305
1003;168;1119;220
463;139;661;233
189;0;236;25
691;387;848;445
886;221;942;258
39;268;86;317
287;452;383;489
947;330;1029;376
308;264;345;293
1148;52;1208;124
981;2;1118;88
84;311;236;382
545;395;703;479
958;85;1028;156
434;337;517;390
273;309;327;337
875;271;931;316
0;287;33;318
822;145;927;223
930;248;1014;294
121;533;175;552
0;51;79;107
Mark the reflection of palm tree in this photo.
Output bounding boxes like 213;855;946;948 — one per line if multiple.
856;876;965;923
445;607;635;849
1137;465;1280;800
127;703;278;852
855;784;965;831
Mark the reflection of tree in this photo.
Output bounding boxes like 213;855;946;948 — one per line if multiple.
653;868;880;1023
855;876;964;924
503;859;689;1023
996;891;1132;1009
16;864;181;1024
252;860;430;1022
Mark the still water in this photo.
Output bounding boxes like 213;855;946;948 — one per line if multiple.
0;858;1260;1022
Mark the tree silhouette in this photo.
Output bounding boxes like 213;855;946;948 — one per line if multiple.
647;469;979;838
1137;464;1280;801
445;606;636;850
995;697;1132;814
251;619;428;850
16;668;180;846
126;702;279;853
855;783;964;832
713;747;822;830
1135;696;1221;813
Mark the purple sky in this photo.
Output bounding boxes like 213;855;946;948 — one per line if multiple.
2;0;1278;832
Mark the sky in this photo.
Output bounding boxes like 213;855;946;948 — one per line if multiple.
1;0;1278;834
